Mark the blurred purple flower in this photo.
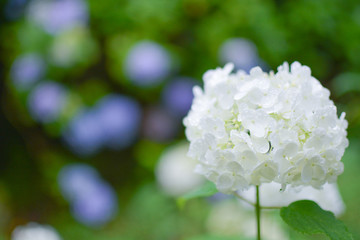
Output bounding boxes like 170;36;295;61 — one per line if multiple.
64;94;141;155
162;77;197;118
95;94;142;149
124;41;172;87
71;182;118;227
219;38;260;72
58;163;100;202
143;107;179;142
27;0;88;35
58;163;118;227
206;192;232;204
27;81;67;123
10;54;45;90
63;109;104;156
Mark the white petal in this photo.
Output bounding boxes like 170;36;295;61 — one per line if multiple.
217;172;234;192
259;162;277;180
234;175;248;190
238;150;258;170
251;136;270;153
301;163;312;183
226;161;244;173
283;142;298;157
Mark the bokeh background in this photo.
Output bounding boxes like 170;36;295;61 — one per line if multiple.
1;0;360;239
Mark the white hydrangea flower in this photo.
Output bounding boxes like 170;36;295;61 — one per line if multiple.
238;182;345;216
184;62;348;193
156;142;205;196
12;222;62;240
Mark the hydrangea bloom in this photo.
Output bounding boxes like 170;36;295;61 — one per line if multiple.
184;62;348;193
58;164;118;227
71;182;118;227
162;77;197;118
63;94;141;155
27;0;88;35
12;222;62;240
156;142;204;196
10;53;45;90
124;41;172;87
27;81;68;123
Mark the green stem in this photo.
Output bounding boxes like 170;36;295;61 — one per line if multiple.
256;185;261;240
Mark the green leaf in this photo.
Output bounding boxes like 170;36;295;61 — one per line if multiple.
177;181;218;208
280;200;353;240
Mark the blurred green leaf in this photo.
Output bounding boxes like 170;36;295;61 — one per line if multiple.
178;181;218;208
280;200;353;240
332;72;360;97
135;140;166;171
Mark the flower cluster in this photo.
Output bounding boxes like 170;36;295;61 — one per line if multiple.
58;164;118;226
184;62;348;193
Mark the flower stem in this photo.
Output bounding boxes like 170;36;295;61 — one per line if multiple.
255;185;261;240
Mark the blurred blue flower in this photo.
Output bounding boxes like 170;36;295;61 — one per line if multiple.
58;163;100;202
95;94;142;149
4;0;28;20
63;109;104;156
58;163;118;227
219;38;260;72
27;81;67;123
10;54;45;90
124;41;172;87
27;0;88;35
162;77;197;118
206;192;232;204
71;182;118;227
143;106;179;142
64;94;141;155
